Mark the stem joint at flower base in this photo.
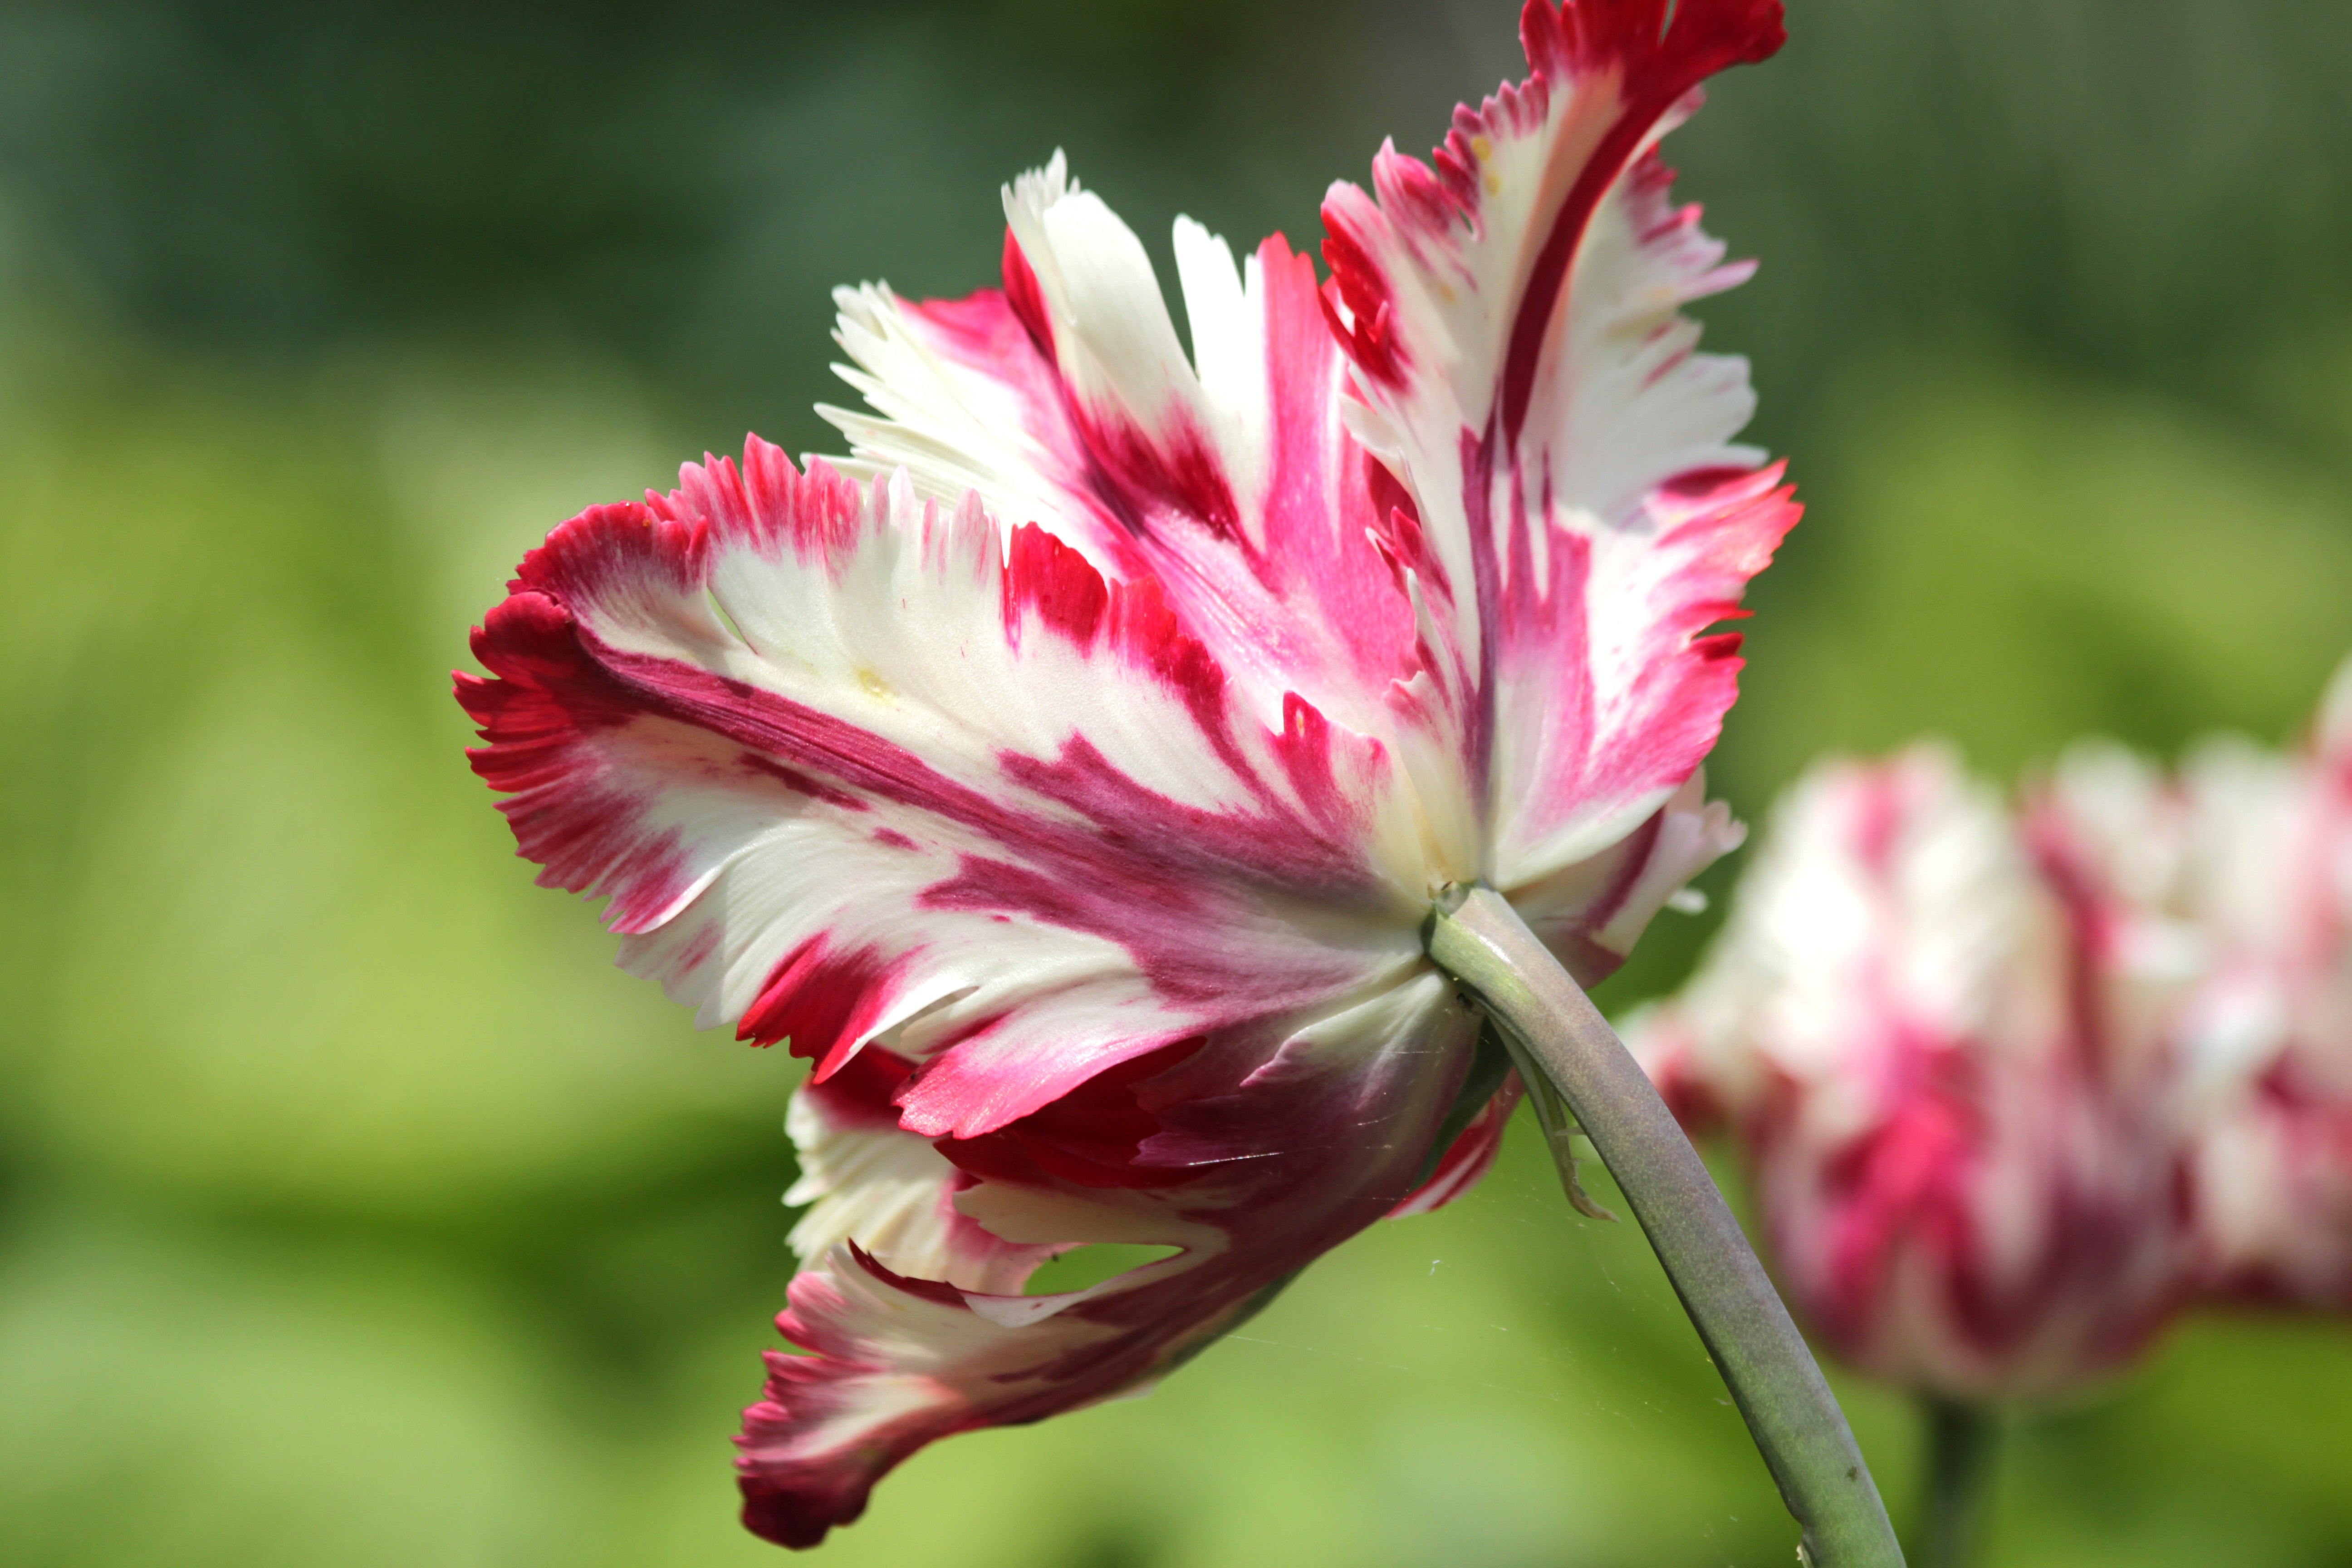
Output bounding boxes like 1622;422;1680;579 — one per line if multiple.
1424;884;1905;1568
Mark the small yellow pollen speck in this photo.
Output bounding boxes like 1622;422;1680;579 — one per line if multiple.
856;667;894;701
1484;171;1502;196
1469;134;1493;161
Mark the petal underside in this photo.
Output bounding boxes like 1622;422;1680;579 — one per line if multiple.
739;974;1476;1548
1320;0;1793;892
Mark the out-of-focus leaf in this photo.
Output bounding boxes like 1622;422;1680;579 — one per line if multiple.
1724;350;2352;806
0;1200;601;1568
0;341;793;1218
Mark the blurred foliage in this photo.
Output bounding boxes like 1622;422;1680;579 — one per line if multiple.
1;0;2348;1564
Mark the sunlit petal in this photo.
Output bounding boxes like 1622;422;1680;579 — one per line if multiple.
1320;0;1793;892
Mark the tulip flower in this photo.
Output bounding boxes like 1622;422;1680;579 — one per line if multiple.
1628;690;2352;1566
2043;664;2352;1310
1632;747;2194;1403
1628;746;2204;1566
459;1;1898;1558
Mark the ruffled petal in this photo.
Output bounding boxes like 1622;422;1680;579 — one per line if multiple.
782;1043;1055;1295
737;973;1478;1548
1320;0;1793;889
457;439;1432;1139
1507;769;1745;984
824;154;1419;735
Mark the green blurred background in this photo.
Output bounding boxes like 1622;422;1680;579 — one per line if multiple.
2;0;2348;1563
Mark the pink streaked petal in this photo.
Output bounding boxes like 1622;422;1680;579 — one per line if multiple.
2192;1082;2352;1307
1320;0;1790;888
459;439;1428;1140
1322;0;1783;438
1485;468;1793;881
784;1044;1058;1296
825;157;1419;735
1512;770;1746;983
2035;657;2352;1312
737;975;1478;1549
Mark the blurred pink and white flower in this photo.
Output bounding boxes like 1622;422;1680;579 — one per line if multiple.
2047;664;2352;1310
458;0;1791;1546
1633;662;2352;1401
1628;747;2192;1400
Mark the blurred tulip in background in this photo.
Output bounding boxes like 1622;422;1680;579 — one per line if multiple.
1630;660;2352;1560
1628;747;2190;1402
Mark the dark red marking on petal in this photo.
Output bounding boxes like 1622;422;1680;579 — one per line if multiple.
740;753;869;812
898;228;1419;731
800;1043;918;1132
1064;402;1245;548
1660;463;1762;499
935;1039;1206;1190
1318;231;1407;390
1362;452;1436;590
738;936;911;1072
538;623;1382;1092
1523;806;1664;983
1002;522;1110;646
463;436;1406;1150
1455;422;1504;806
1002;230;1056;361
458;588;700;932
1480;462;1796;869
1006;226;1251;554
1391;1078;1522;1216
735;992;1479;1550
1497;0;1784;451
841;1240;970;1309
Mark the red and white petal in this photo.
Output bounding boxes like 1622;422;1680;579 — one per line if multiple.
783;1044;1056;1296
737;972;1479;1548
824;156;1419;735
2190;1085;2352;1307
1320;0;1793;888
458;440;1429;1140
1509;769;1744;984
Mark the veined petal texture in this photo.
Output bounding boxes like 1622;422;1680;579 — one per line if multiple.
458;441;1480;1543
827;155;1413;744
1319;0;1795;895
460;443;1432;1138
457;0;1791;1547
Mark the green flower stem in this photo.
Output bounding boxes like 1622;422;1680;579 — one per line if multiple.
1919;1397;1996;1568
1426;884;1903;1568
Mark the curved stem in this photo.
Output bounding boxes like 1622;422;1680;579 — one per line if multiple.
1918;1398;1996;1568
1426;885;1903;1568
